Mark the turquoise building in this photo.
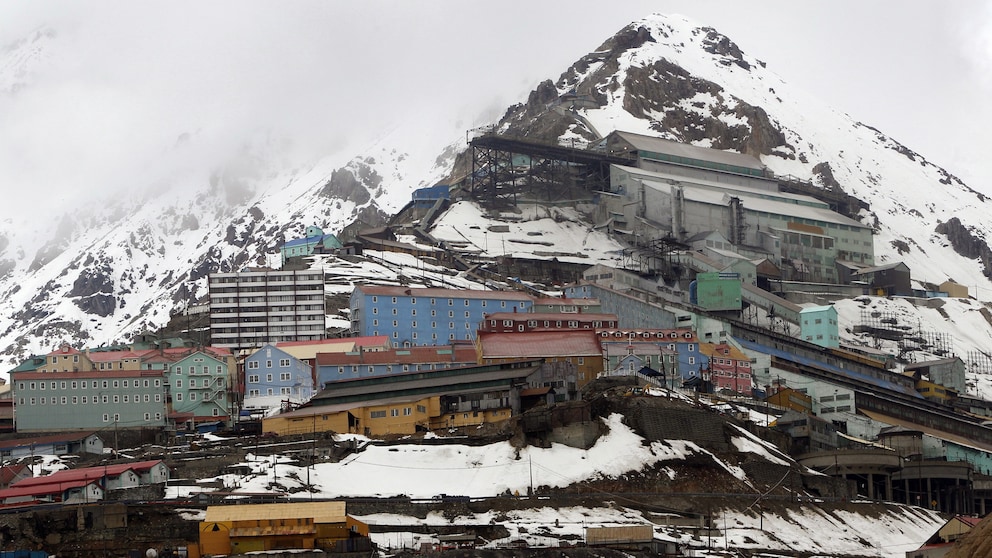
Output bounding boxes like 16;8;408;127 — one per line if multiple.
166;350;231;425
799;305;840;348
280;225;342;263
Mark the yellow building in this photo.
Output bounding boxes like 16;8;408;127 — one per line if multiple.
199;501;370;556
264;361;543;437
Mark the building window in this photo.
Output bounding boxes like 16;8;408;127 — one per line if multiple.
280;372;291;381
370;410;386;418
390;408;399;417
248;374;259;383
176;393;183;401
176;379;183;388
279;359;290;367
103;414;109;422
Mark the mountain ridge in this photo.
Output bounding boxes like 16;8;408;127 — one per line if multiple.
1;13;991;369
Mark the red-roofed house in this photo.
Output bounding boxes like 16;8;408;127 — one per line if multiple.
477;330;603;392
0;479;104;506
0;463;30;489
12;460;170;491
0;432;103;460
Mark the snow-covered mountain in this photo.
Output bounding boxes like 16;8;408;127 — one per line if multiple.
2;13;992;371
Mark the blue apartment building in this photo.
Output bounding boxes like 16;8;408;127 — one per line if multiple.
349;286;533;347
243;344;315;403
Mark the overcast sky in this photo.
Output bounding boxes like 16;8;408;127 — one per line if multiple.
1;1;990;219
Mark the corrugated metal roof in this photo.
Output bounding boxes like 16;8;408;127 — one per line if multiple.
641;177;866;229
0;479;96;499
204;501;346;523
613;131;765;171
0;432;99;451
11;460;164;488
479;331;601;358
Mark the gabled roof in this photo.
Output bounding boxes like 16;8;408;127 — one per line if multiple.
853;262;910;275
0;432;99;451
609;131;766;172
0;463;28;485
478;331;602;358
903;357;963;370
0;479;98;500
11;460;165;488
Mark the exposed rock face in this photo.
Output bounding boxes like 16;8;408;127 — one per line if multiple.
935;217;992;278
70;267;116;317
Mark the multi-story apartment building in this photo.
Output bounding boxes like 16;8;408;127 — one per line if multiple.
12;369;168;432
600;328;704;382
699;342;753;396
11;343;237;432
243;344;314;406
166;350;233;426
209;269;326;352
316;344;477;387
349;286;532;347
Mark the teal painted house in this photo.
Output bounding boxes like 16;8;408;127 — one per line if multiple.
12;371;168;432
799;305;839;348
166;350;231;426
281;225;342;263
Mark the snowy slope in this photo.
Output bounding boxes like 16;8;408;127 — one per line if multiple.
3;12;992;378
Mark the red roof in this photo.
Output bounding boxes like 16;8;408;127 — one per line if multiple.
0;464;28;485
11;460;165;488
479;331;602;358
956;515;983;527
0;479;97;500
316;345;477;366
356;285;533;301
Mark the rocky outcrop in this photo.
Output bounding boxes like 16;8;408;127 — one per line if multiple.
935;217;992;278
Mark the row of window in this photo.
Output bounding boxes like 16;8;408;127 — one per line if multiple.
372;319;473;329
19;393;163;405
173;365;225;374
100;412;163;422
371;331;474;342
369;296;526;309
247;373;293;383
17;378;162;391
369;406;421;418
247;359;292;369
246;387;293;397
172;378;224;388
332;362;460;374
